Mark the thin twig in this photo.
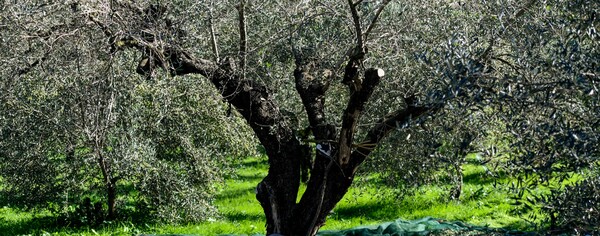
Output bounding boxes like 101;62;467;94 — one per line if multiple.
363;0;391;41
208;15;219;62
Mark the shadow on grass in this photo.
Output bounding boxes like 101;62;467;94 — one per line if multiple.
463;172;496;185
241;157;269;167
463;170;509;186
217;186;257;201
229;157;269;172
0;215;88;236
222;211;265;222
0;208;155;236
331;200;396;221
229;172;265;183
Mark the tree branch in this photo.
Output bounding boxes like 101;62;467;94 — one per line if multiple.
338;68;384;165
343;0;391;91
293;64;334;139
237;0;247;79
208;8;220;62
347;0;364;49
363;0;391;42
347;100;443;174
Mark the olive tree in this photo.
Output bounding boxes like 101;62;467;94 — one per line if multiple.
1;0;597;234
365;0;598;231
0;1;256;223
384;0;597;232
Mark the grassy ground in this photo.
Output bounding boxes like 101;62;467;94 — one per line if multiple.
0;156;532;236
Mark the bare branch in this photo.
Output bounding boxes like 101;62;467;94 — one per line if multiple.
208;9;220;62
237;0;248;79
347;0;364;50
347;99;443;174
363;0;391;42
87;16;114;39
293;65;330;129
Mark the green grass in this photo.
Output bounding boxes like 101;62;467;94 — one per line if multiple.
0;156;533;235
321;162;530;231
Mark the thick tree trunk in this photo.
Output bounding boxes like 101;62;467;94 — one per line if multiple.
256;148;355;236
290;159;355;235
166;54;435;235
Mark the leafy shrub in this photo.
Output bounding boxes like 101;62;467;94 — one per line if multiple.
541;175;600;234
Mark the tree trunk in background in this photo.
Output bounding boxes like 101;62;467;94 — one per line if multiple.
449;163;463;200
96;147;118;221
106;182;117;220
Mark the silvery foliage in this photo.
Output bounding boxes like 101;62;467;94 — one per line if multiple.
0;0;256;222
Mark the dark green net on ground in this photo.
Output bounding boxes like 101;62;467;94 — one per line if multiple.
316;217;535;236
209;217;536;236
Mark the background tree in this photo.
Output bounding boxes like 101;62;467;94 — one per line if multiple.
0;1;256;223
364;0;598;232
0;0;597;235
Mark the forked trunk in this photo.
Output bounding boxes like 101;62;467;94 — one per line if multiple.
256;149;355;236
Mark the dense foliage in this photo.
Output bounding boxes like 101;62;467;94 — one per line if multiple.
0;1;257;223
540;175;600;233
